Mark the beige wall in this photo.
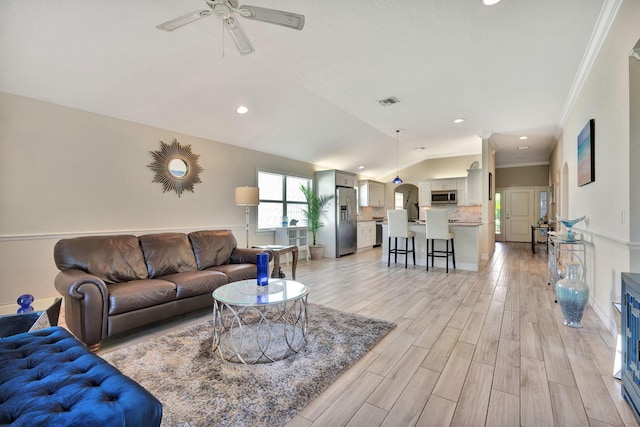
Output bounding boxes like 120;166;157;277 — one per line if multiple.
548;0;640;332
495;165;549;188
377;154;482;211
0;92;319;303
384;154;482;184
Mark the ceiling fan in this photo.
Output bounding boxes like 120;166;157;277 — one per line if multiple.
156;0;305;55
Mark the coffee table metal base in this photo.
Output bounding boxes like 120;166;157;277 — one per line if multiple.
212;296;308;364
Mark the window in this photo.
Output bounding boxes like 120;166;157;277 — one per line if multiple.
257;171;312;229
394;192;403;210
539;191;548;221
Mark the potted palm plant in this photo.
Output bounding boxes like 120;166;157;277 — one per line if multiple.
300;184;334;260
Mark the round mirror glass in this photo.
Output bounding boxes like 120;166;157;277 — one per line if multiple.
168;158;188;178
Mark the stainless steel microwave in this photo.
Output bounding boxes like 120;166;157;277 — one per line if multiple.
431;190;457;204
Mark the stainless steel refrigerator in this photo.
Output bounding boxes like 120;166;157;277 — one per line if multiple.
336;186;357;256
316;170;357;258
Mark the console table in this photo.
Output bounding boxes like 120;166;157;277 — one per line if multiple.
531;224;552;254
548;235;586;293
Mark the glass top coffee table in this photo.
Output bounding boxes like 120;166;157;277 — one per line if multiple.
212;279;309;364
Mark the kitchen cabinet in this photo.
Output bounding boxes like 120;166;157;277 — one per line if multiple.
467;169;482;205
335;172;355;188
456;179;467;206
419;181;432;207
359;180;385;207
431;179;457;191
275;226;309;261
357;221;376;249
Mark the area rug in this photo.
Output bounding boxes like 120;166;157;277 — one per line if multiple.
101;304;396;427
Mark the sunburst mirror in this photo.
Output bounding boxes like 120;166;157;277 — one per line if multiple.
148;139;203;197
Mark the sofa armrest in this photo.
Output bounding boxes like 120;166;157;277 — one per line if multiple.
54;269;109;349
230;248;273;265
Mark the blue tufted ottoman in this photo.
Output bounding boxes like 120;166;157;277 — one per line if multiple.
0;327;162;426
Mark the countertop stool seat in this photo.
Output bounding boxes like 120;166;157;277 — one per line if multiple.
387;209;416;268
426;209;456;273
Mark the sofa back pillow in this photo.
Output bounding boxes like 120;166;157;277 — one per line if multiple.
139;233;197;278
54;235;148;284
188;230;238;270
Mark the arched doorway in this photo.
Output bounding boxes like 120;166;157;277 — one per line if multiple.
394;184;419;220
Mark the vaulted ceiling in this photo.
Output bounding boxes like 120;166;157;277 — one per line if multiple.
0;0;609;179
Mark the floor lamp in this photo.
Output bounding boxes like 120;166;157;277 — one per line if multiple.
235;186;259;248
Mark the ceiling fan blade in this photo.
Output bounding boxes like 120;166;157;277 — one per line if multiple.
238;5;305;30
156;9;212;32
225;17;255;55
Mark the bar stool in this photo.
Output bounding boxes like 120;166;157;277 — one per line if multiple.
426;209;456;273
387;209;416;268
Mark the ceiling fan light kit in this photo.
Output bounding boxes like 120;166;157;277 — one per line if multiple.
156;0;305;55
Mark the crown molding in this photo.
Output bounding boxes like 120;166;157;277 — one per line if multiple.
556;0;623;137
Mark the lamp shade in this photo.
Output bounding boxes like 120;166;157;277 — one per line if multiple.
235;186;259;206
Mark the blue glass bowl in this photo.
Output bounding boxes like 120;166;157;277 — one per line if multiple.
557;215;586;229
557;216;586;241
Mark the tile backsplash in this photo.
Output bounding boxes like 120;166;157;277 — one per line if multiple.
359;205;482;222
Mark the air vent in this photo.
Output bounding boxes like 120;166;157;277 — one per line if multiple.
378;97;399;106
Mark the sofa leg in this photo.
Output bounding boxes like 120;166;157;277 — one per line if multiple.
88;341;102;353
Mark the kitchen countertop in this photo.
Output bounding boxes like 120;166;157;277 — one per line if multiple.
381;221;482;226
380;221;482;271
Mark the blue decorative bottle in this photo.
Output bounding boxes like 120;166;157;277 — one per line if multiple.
555;263;589;328
17;294;35;314
257;252;269;287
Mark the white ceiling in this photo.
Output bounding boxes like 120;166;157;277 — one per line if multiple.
0;0;608;180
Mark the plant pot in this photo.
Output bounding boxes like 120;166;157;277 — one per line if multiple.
309;245;324;260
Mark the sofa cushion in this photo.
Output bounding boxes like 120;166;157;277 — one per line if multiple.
188;230;238;270
54;235;148;284
107;279;177;316
161;270;228;299
139;233;197;278
208;264;257;283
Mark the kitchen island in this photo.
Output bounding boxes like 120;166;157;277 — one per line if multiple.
381;222;482;271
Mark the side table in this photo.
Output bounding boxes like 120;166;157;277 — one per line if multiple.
0;296;62;338
253;245;298;280
531;224;552;254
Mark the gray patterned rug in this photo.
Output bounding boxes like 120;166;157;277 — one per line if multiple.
101;304;396;427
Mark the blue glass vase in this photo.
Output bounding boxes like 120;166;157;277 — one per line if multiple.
555;263;589;328
257;252;269;287
17;294;35;314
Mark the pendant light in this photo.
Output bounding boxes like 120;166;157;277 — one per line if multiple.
392;129;403;184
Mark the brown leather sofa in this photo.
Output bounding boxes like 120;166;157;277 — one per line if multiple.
54;229;269;350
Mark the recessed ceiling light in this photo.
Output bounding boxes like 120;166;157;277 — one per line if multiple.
519;136;528;140
415;147;426;151
236;106;248;114
482;0;501;5
453;118;465;124
358;165;365;170
517;146;529;150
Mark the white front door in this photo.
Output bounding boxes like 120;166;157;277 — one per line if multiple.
505;188;535;242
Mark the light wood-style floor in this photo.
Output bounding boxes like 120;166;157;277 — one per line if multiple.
79;242;639;426
283;242;639;427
